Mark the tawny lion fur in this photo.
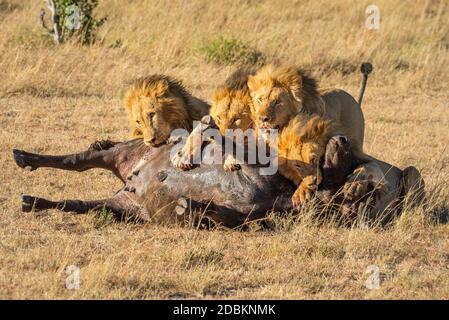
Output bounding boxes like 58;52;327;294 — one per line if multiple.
123;75;210;146
277;115;341;205
172;68;256;171
247;63;365;152
210;68;256;135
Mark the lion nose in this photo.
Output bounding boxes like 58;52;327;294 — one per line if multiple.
145;138;156;145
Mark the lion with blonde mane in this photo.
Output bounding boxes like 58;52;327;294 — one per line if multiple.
277;114;341;206
123;74;210;146
171;68;256;170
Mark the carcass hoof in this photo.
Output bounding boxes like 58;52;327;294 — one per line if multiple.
124;186;136;193
175;197;188;216
13;149;37;171
22;195;37;212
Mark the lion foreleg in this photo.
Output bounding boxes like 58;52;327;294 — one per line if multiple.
171;115;217;170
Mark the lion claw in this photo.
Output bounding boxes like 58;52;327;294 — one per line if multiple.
343;180;370;201
223;155;241;172
292;181;316;208
224;163;241;171
171;150;194;171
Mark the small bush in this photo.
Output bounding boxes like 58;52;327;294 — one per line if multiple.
198;36;265;66
41;0;107;45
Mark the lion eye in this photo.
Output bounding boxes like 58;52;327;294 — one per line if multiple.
148;112;156;119
135;120;141;125
256;98;263;105
272;100;281;108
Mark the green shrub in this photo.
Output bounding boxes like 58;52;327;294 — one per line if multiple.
41;0;107;45
198;36;265;66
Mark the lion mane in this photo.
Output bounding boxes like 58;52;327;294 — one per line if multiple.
123;74;210;145
277;114;340;205
277;115;335;180
247;63;325;117
247;63;365;152
210;68;256;134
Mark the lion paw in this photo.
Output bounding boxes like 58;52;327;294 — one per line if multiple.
171;149;194;171
223;155;241;172
343;180;370;201
292;182;316;208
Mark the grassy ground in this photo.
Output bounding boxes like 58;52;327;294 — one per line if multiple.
0;0;448;299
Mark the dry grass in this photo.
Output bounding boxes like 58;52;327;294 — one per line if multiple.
0;0;448;299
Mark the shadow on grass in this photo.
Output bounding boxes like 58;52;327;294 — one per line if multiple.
430;205;449;224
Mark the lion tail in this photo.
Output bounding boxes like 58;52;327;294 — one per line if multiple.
357;62;373;107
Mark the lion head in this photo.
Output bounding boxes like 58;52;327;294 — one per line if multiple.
123;75;205;146
277;115;335;186
210;68;256;136
247;63;324;133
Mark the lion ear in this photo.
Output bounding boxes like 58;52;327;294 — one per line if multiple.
246;75;256;97
289;83;302;102
274;67;303;102
154;79;170;97
123;88;137;112
287;71;303;103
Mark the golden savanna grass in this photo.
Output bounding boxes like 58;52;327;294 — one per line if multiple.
0;0;448;299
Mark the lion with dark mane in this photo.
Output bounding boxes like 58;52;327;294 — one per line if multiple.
247;63;365;152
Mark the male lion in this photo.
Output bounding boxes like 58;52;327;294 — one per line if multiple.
210;68;256;135
247;63;368;152
277;114;339;206
123;75;210;146
171;68;256;171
